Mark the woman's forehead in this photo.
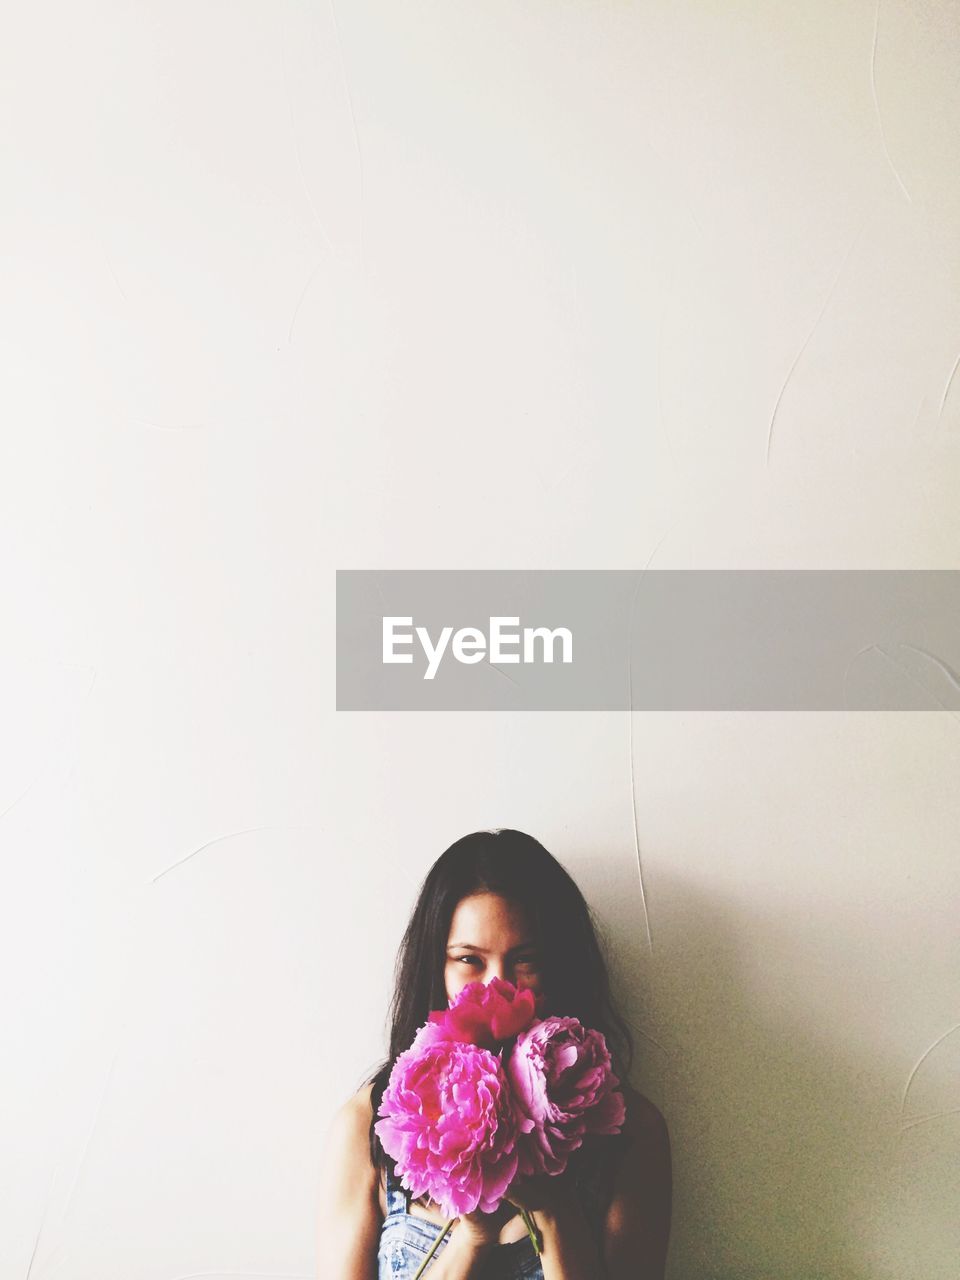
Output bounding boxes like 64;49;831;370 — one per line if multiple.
446;892;533;944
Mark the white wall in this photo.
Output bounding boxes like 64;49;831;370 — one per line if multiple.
2;3;958;1277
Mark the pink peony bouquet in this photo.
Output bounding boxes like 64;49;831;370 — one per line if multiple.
507;1015;626;1176
375;978;626;1273
373;1033;532;1218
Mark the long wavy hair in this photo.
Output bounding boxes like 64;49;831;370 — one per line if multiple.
365;828;635;1177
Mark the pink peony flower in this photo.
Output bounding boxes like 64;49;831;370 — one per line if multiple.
506;1015;626;1176
374;1026;534;1218
426;976;540;1050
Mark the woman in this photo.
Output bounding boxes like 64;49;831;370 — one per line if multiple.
317;828;672;1279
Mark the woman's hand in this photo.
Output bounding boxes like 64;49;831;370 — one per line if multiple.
451;1170;578;1252
453;1200;514;1250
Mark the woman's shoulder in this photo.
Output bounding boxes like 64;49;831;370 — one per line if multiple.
621;1081;669;1140
344;1079;376;1121
610;1081;672;1203
317;1081;383;1249
576;1083;666;1184
325;1083;378;1179
316;1084;385;1272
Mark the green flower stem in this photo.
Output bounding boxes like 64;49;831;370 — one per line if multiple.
520;1207;542;1256
411;1218;455;1278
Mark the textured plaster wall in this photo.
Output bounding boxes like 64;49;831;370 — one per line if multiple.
1;3;958;1279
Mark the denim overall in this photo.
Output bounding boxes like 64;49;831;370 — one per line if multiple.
378;1134;628;1279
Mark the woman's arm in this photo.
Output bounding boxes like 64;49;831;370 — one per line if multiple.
601;1088;673;1280
525;1178;607;1280
315;1087;380;1280
506;1088;672;1280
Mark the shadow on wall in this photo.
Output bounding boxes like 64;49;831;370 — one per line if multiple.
586;864;957;1280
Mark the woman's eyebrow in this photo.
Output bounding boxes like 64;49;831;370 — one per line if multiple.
446;942;536;953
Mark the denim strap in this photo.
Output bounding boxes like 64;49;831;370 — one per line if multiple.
383;1162;410;1218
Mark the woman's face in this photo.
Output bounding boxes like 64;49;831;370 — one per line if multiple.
444;892;543;1004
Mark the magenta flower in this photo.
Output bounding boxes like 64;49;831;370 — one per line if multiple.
506;1015;626;1176
426;976;540;1049
374;1026;534;1218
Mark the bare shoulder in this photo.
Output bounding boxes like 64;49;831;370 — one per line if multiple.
321;1082;379;1197
342;1080;376;1125
601;1082;673;1278
621;1081;670;1145
614;1081;672;1196
317;1082;382;1278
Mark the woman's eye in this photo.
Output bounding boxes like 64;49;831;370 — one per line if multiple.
451;955;539;970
